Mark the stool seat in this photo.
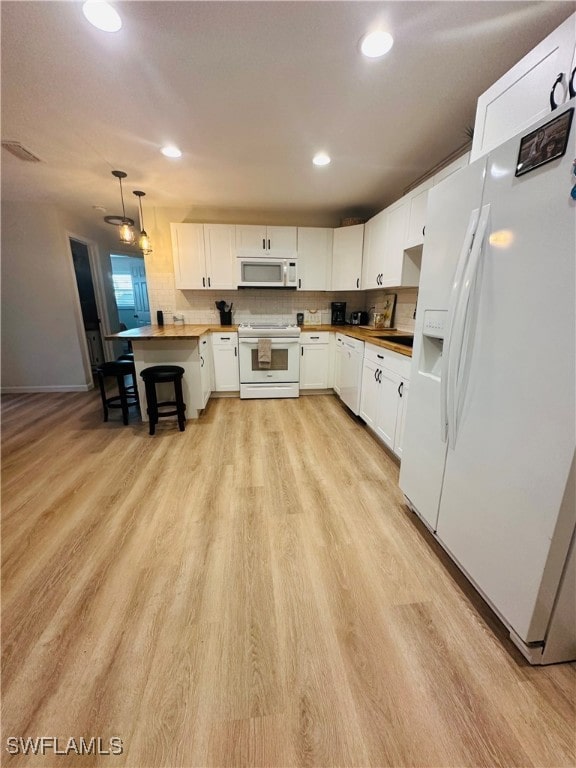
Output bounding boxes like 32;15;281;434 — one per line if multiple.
96;360;139;425
140;365;186;435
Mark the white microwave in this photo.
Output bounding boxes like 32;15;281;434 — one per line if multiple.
237;257;298;289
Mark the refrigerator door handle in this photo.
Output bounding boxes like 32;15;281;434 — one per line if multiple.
441;207;481;443
448;203;491;447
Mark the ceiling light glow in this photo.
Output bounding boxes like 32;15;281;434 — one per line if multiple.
313;152;331;166
361;30;394;58
82;1;122;32
161;145;182;158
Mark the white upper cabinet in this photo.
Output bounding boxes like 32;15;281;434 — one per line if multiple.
235;225;297;257
297;227;333;290
381;199;410;287
471;13;576;161
204;224;237;290
171;223;236;290
332;224;364;291
361;209;387;289
404;178;434;250
432;153;470;187
171;223;206;289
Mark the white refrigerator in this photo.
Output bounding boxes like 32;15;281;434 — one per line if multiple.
400;99;576;664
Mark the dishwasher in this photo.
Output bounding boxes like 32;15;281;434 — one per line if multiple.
336;333;364;415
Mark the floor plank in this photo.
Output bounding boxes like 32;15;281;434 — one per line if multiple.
1;391;575;767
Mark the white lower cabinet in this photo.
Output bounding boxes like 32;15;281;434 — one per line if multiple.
211;332;239;392
333;334;344;394
199;334;213;408
300;332;331;389
360;343;410;457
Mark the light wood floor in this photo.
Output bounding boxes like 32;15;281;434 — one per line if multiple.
2;391;575;767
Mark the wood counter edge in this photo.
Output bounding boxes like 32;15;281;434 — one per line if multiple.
300;325;413;357
106;324;239;340
106;323;412;357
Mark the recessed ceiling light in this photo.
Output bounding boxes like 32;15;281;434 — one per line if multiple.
361;30;394;58
313;152;331;166
82;1;122;32
161;145;182;158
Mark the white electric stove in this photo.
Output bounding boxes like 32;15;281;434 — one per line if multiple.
237;323;301;398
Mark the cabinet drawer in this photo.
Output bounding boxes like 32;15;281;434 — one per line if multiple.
212;332;238;345
300;331;329;344
365;343;411;379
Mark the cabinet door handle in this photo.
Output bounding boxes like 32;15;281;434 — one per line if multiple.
569;67;576;99
301;347;304;356
201;355;204;367
202;277;206;287
262;238;266;250
398;381;404;397
234;347;237;357
356;278;360;288
377;354;384;359
268;239;271;250
298;278;301;288
208;276;211;287
221;336;230;340
377;370;382;383
550;72;564;111
311;336;319;339
422;226;426;237
374;369;378;382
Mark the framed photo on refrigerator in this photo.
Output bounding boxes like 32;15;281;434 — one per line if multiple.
515;107;574;177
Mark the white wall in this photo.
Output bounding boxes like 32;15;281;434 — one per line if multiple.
1;202;121;392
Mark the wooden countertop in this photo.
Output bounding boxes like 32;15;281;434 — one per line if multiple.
107;323;413;356
106;324;238;340
301;325;413;357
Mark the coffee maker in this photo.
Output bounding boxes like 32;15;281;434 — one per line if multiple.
331;301;346;326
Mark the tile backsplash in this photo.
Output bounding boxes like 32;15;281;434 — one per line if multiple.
148;273;417;331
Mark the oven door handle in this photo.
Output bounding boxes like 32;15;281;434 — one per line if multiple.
238;338;300;345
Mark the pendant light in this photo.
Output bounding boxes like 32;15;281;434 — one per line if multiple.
133;190;153;255
111;170;135;245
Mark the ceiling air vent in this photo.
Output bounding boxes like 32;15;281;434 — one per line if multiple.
1;141;42;163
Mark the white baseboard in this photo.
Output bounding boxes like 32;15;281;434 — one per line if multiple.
1;384;93;393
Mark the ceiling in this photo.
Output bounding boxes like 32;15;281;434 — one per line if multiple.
1;1;573;234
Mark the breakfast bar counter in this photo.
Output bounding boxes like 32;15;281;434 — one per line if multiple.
106;324;238;421
107;323;238;340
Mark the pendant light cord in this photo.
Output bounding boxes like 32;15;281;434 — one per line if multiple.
119;175;127;221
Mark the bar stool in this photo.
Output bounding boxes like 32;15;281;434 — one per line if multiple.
96;360;139;425
140;365;186;435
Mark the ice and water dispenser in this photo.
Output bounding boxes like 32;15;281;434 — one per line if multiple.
419;310;447;378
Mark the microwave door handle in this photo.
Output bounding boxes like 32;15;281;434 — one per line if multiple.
283;260;287;286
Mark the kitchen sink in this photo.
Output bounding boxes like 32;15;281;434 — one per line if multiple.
374;335;414;348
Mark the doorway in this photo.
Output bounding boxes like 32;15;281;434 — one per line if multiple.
110;255;150;329
70;238;105;367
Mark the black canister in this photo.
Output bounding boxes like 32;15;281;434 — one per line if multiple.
156;310;164;326
296;312;304;326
